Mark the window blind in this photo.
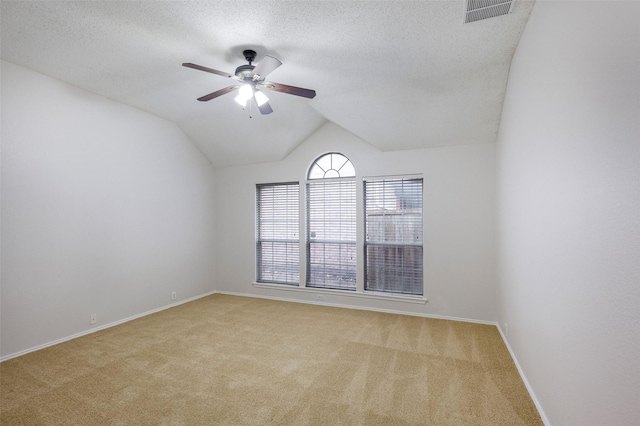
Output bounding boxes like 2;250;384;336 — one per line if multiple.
256;182;299;285
306;179;357;290
364;177;423;295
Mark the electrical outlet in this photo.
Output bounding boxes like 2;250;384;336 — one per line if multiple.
171;291;176;300
90;313;97;325
316;294;324;301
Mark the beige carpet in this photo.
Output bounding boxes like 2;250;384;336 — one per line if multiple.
1;294;543;425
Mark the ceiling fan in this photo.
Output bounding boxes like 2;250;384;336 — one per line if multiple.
183;49;316;115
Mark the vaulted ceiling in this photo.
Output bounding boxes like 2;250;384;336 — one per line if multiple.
1;1;535;167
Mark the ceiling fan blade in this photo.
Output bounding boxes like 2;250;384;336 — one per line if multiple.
252;55;282;80
183;62;235;79
255;98;274;115
197;85;239;102
264;82;316;99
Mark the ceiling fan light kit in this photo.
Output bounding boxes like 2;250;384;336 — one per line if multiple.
254;90;269;106
234;83;255;107
183;49;316;116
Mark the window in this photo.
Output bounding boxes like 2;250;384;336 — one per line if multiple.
306;153;356;290
255;156;425;300
364;177;423;295
256;182;299;285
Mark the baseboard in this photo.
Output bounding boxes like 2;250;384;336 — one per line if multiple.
217;290;497;326
496;325;551;426
0;290;217;362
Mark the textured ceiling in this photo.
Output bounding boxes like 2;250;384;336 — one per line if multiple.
1;1;535;167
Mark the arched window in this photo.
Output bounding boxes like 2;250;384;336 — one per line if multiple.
307;152;355;179
306;153;356;290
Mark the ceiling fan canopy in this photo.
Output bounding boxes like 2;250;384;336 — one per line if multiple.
183;49;316;115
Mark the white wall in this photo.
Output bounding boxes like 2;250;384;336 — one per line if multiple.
496;1;640;425
216;122;497;322
1;61;217;358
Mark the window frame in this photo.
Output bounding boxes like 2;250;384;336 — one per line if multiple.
305;153;357;291
255;181;300;286
306;177;357;291
363;175;424;296
253;158;427;304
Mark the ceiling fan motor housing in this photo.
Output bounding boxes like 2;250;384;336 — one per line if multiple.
235;64;255;79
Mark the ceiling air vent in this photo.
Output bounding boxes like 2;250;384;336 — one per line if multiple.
464;0;515;23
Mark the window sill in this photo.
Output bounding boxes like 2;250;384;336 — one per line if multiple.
252;282;428;304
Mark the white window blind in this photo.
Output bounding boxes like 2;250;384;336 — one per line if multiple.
306;179;357;290
256;182;299;285
364;177;423;295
